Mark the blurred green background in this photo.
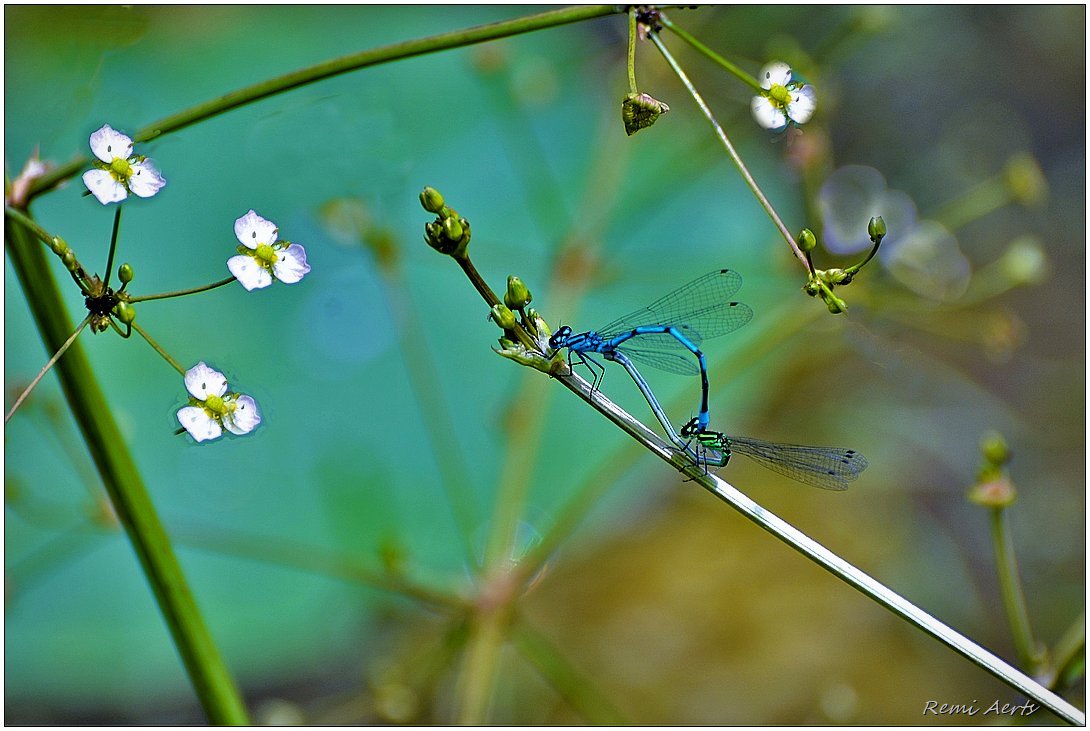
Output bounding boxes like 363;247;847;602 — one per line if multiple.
5;5;1084;724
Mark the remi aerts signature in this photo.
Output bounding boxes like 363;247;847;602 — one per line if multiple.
922;699;1039;717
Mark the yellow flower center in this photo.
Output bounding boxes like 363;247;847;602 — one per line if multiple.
204;394;226;416
255;243;278;267
109;157;132;182
768;84;792;107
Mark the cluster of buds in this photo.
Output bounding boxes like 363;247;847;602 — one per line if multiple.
420;187;471;258
801;216;885;313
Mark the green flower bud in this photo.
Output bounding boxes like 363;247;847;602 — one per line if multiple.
822;290;847;314
50;236;68;255
419;187;446;214
823;268;850;285
868;216;886;241
803;279;821;297
62;250;76;269
504;275;532;309
443;216;464;243
1004;153;1048;208
998;236;1048;286
980;430;1011;467
118;263;134;284
490;303;517;331
622;92;670;136
113;301;136;325
797;228;817;252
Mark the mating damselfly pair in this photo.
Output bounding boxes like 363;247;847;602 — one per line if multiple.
548;269;867;491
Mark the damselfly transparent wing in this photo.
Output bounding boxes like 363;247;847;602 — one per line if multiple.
724;435;868;491
595;269;752;342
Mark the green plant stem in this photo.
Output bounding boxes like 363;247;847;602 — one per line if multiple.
127;275;237;303
5;314;92;423
512;618;629;724
5;205;91;293
102;206;122;290
648;32;807;269
659;12;764;93
27;5;620;201
131;321;187;375
626;8;639;94
930;175;1009;233
989;506;1042;671
5;212;249;725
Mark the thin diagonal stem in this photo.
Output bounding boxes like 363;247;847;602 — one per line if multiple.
649;32;807;268
659;12;763;93
546;365;1084;724
6;314;93;423
131;321;186;375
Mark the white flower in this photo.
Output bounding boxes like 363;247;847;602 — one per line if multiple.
81;124;166;204
227;209;311;291
176;361;261;442
751;61;817;131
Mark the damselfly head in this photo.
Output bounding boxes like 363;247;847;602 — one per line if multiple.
548;325;572;349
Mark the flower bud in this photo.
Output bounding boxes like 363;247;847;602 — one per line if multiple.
442;216;464;243
118;263;134;284
419;187;446;214
504;275;532;309
622;92;670;136
823;290;847;314
797;228;817;252
868;215;886;241
114;301;136;325
1004;153;1048;208
490;303;517;331
823;268;850;285
50;236;68;255
980;430;1011;467
998;236;1048;286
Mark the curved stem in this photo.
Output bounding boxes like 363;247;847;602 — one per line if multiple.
127;275;237;303
648;32;807;269
27;5;620;201
6;212;249;724
626;8;639;94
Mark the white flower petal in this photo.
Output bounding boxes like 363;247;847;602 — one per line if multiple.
272;244;311;284
228;254;273;291
758;61;792;90
787;85;817;124
88;124;133;163
184;361;228;400
222;394;261;435
177;405;223;442
233;209;279;249
127;159;166;198
751;96;787;131
82;169;128;204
